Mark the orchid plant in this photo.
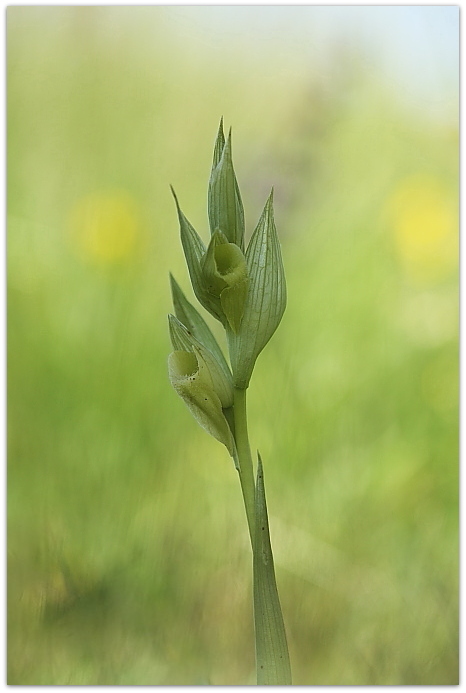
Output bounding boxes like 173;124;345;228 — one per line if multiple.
168;120;291;685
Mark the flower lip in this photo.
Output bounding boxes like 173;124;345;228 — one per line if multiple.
168;351;198;379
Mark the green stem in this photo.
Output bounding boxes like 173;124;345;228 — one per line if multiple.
233;386;256;547
233;389;292;685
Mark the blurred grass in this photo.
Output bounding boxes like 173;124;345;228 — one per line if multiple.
7;7;458;685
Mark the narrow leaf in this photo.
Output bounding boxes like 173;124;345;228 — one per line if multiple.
229;190;287;388
208;129;245;249
254;454;292;685
169;274;231;381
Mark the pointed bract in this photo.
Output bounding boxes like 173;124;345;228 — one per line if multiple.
171;187;226;325
208;129;245;249
212;117;226;170
228;191;287;388
254;454;292;685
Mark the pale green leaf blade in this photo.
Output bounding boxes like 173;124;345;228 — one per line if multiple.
254;454;292;685
229;190;286;388
208;129;245;249
169;274;231;380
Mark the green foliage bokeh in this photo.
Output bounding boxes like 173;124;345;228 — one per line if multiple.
8;7;458;685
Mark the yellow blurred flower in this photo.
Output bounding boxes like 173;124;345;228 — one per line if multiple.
69;190;142;266
386;175;457;284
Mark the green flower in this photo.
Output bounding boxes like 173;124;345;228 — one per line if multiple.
201;231;248;332
168;347;234;455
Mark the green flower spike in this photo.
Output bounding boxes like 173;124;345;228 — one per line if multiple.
168;121;291;686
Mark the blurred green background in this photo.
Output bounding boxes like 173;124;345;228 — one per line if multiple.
7;6;458;685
